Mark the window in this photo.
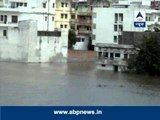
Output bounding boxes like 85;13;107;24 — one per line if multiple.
61;2;64;7
119;13;123;22
98;52;102;59
114;25;117;31
146;16;151;21
4;15;7;24
60;24;63;28
3;30;7;36
24;3;27;7
87;26;90;30
115;13;118;23
43;3;46;8
76;38;80;42
65;14;68;19
65;3;68;7
20;2;23;6
0;15;7;24
71;14;75;19
52;17;54;21
16;2;19;7
61;14;64;18
0;15;3;21
124;54;128;59
114;36;117;43
53;3;55;8
11;2;16;8
119;25;123;31
64;25;67;28
81;38;85;42
104;52;108;58
115;53;120;57
11;16;18;23
45;16;47;21
110;53;114;59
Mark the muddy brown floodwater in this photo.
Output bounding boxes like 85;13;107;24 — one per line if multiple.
0;62;160;106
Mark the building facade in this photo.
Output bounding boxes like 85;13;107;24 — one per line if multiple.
0;0;68;62
54;0;71;30
92;1;160;71
70;0;92;50
0;0;3;6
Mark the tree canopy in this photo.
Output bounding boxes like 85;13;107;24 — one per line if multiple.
128;36;160;76
68;29;76;49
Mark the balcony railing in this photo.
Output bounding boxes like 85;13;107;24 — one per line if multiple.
78;29;91;34
0;22;18;27
77;19;91;24
77;7;92;13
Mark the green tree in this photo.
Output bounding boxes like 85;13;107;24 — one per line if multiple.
68;29;76;49
130;36;160;76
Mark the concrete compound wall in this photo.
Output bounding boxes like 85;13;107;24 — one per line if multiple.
0;20;68;62
68;50;96;61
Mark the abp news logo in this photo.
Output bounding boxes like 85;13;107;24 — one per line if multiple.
134;11;146;28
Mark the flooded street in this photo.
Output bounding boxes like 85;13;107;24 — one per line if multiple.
0;61;160;106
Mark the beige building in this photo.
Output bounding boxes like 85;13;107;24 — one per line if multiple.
0;0;3;6
54;0;72;30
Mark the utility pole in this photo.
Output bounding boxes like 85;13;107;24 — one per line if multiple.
47;0;50;43
47;0;50;31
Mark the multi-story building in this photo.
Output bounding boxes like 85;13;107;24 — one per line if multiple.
70;0;77;30
54;0;71;30
0;0;3;6
0;0;56;37
72;0;111;50
76;0;92;38
92;1;160;71
70;0;92;50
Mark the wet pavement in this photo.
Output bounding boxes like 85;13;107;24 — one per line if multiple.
0;62;160;106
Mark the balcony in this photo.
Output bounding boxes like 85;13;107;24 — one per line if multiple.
0;21;7;24
78;29;91;34
70;19;76;25
77;12;92;16
0;21;18;27
77;8;92;16
77;19;91;25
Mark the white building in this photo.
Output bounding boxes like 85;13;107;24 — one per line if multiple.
92;1;160;71
92;2;159;45
0;0;68;62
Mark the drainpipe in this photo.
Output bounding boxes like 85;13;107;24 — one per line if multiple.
39;37;42;63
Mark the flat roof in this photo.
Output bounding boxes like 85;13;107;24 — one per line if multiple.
96;43;134;49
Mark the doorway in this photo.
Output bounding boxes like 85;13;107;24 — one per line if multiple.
114;65;118;72
110;53;114;59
